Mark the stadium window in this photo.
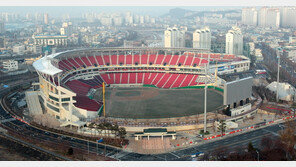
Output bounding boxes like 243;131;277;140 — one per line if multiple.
135;62;138;65
120;62;123;66
193;64;197;67
47;103;60;113
94;63;97;67
106;63;110;66
49;95;59;102
178;63;182;66
149;62;153;65
163;62;167;66
62;98;70;102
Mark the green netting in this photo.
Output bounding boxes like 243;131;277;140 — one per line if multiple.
173;85;224;92
98;105;104;116
143;84;157;88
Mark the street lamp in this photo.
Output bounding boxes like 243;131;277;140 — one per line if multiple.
256;150;260;161
279;124;285;131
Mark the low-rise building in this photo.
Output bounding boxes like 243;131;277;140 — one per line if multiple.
254;49;264;62
12;45;25;55
33;35;68;46
3;60;18;71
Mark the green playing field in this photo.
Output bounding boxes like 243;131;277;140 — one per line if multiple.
105;87;224;119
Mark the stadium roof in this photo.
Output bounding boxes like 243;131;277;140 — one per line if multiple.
33;49;83;75
33;53;63;76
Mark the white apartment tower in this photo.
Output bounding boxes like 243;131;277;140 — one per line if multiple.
225;26;243;55
241;7;258;26
44;13;49;25
258;7;280;28
164;27;186;48
280;7;296;28
193;27;211;50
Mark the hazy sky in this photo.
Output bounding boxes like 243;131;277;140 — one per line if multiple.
0;6;244;17
0;0;295;17
0;0;296;6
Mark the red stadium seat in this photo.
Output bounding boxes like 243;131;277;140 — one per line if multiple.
81;57;92;66
129;73;136;84
74;95;101;111
95;56;104;65
140;54;148;64
155;54;165;65
88;56;97;66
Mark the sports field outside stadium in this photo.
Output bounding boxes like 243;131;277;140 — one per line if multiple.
105;87;223;119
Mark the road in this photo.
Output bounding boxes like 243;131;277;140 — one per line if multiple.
259;43;296;86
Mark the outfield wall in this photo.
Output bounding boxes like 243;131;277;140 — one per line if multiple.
143;84;224;92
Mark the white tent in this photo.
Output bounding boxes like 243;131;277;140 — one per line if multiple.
266;81;296;101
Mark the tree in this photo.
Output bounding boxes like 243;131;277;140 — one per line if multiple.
261;136;273;151
279;119;296;160
212;145;228;160
217;120;226;137
248;142;255;152
67;147;73;155
118;127;127;139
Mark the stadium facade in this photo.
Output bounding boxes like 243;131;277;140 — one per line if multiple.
32;48;250;127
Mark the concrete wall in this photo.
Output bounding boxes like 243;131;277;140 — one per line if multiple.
123;123;213;132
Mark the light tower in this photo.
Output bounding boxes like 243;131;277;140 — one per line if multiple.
203;54;210;133
103;82;106;117
276;47;282;102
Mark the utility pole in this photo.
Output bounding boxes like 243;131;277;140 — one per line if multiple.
276;48;281;103
96;141;98;155
87;140;89;154
104;144;106;157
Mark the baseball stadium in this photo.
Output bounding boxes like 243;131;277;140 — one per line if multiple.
32;48;250;130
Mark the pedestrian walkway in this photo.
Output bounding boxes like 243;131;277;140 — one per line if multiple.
25;91;42;116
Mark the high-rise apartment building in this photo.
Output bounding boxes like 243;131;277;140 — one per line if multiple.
0;22;5;34
241;7;258;26
280;7;296;27
0;37;5;48
100;17;113;26
225;26;243;55
164;27;186;48
113;17;123;26
193;27;211;50
44;13;49;25
60;22;73;36
258;7;280;28
125;11;133;25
